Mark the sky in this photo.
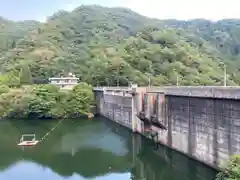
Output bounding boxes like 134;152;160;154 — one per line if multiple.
0;0;240;21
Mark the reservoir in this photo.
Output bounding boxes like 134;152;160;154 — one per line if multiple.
0;117;217;180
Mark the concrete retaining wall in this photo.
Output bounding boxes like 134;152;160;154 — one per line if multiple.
93;86;240;169
97;91;133;129
165;96;240;167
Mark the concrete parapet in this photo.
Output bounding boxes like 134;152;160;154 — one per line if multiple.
148;86;240;99
93;86;240;99
93;86;131;92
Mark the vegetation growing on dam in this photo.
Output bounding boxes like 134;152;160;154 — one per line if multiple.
216;155;240;180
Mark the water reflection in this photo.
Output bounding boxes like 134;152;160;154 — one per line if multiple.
0;118;217;180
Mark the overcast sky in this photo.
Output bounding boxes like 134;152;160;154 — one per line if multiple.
0;0;239;21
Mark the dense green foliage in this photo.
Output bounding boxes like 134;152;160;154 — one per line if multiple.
0;18;39;55
1;5;240;85
19;64;33;85
0;70;20;87
216;155;240;180
0;83;93;119
0;85;9;94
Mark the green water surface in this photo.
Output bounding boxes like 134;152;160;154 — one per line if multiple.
0;117;217;180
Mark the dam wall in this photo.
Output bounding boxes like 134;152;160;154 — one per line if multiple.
93;85;240;168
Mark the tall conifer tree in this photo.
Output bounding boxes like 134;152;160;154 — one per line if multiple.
19;64;33;85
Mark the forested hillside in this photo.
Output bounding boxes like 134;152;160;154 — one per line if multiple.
0;18;39;56
1;5;240;86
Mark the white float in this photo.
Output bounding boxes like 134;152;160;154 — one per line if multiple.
18;134;39;146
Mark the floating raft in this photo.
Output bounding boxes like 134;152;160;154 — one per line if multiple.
18;140;39;146
17;134;39;146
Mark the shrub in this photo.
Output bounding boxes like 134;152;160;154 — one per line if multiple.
0;83;93;119
216;155;240;180
0;85;9;94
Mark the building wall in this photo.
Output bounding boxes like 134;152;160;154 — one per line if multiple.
61;84;76;90
49;78;79;90
50;79;78;84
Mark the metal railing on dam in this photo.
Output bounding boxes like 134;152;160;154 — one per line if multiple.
93;85;240;169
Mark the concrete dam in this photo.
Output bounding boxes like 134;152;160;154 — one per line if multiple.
93;85;240;169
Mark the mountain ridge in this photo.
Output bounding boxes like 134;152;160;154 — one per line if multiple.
1;5;240;85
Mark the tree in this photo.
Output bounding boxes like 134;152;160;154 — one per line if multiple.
1;6;240;86
0;71;20;87
66;83;94;117
0;85;9;94
0;83;94;119
19;64;33;85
